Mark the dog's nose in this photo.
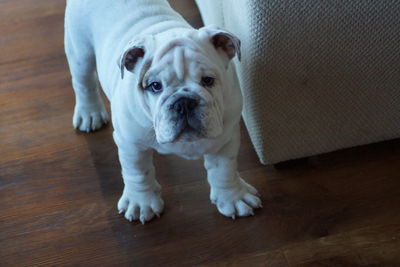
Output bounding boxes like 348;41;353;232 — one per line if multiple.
173;97;198;115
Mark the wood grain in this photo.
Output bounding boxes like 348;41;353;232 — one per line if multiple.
1;0;400;266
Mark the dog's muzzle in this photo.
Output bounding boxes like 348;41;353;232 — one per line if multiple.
172;97;202;134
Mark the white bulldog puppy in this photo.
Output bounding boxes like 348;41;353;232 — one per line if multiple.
64;0;262;224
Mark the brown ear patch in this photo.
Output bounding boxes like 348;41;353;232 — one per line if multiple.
120;46;145;79
124;47;145;71
211;32;241;61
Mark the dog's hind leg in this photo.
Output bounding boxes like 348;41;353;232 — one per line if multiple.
64;14;109;132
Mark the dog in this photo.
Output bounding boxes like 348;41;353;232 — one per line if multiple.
64;0;262;224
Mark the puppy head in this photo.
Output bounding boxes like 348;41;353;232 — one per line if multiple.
119;26;241;144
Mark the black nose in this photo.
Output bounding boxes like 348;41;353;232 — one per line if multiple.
173;97;198;115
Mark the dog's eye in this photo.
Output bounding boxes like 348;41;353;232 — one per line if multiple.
147;82;163;93
201;76;215;87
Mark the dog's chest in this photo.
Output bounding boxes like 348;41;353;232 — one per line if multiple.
153;139;224;160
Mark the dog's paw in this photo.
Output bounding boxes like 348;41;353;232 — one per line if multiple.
73;103;109;132
117;187;164;224
210;178;262;219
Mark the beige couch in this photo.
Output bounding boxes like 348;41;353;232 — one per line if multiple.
195;0;400;164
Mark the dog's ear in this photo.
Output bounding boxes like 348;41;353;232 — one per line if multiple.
119;36;153;79
201;25;241;61
120;46;145;79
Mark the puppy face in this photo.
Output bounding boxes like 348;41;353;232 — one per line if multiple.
120;27;240;144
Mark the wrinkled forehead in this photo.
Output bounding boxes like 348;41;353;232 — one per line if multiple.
149;38;221;83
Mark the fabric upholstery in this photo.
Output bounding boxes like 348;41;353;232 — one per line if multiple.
196;0;400;164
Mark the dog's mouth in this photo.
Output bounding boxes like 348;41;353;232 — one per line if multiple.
171;116;205;143
173;128;201;142
155;96;223;144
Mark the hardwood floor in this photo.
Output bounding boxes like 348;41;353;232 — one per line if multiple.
1;1;400;266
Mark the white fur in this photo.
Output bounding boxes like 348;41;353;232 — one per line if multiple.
64;0;261;224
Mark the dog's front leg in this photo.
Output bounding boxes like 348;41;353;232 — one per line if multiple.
117;146;164;224
204;127;262;219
